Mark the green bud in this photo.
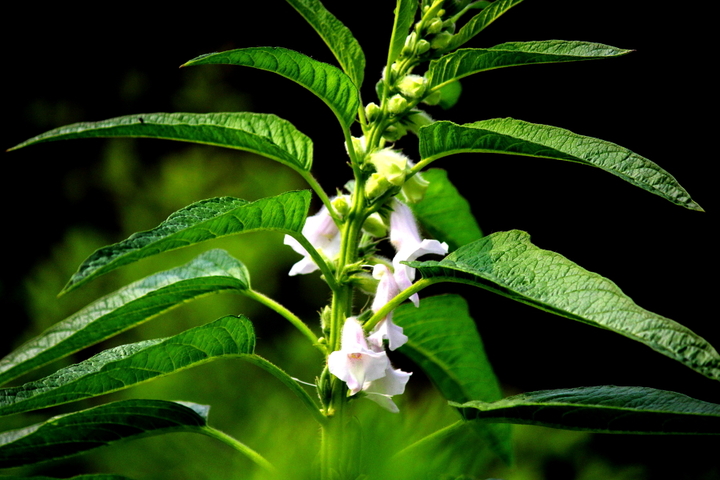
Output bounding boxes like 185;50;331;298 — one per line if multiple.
431;31;453;50
401;171;430;204
369;148;408;186
396;74;428;99
388;94;408;115
382;123;408;142
426;17;444;34
365;173;391;199
350;270;380;295
415;39;431;55
421;89;442;106
402;109;434;135
332;195;351;217
365;102;381;122
362;212;388;238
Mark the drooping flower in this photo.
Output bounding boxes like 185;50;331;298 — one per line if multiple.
283;205;340;276
389;198;449;304
363;365;412;413
368;264;408;351
328;317;389;395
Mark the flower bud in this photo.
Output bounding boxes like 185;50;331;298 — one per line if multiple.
415;39;431;55
387;94;408;115
362;212;388;238
382;123;408;142
401;172;430;204
426;17;443;34
332;195;351;217
402;109;434;135
365;102;381;122
369;148;408;186
431;31;453;50
396;74;428;99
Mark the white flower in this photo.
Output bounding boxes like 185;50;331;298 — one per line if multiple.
363;365;412;413
389;199;449;304
368;264;408;351
328;317;389;395
283;205;340;276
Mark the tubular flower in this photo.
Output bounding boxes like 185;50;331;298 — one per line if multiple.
328;317;389;395
283;205;340;276
363;365;412;413
368;264;408;351
389;199;449;305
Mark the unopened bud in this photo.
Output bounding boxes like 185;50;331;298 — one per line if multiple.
426;17;443;34
403;109;434;135
369;148;408;186
397;74;428;99
401;172;430;204
415;39;431;55
362;212;388;238
431;31;453;50
332;195;351;217
382;123;408;142
388;94;408;115
365;102;381;122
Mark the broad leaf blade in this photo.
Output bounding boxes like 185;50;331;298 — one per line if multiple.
427;41;632;90
409;230;720;381
0;249;249;386
411;168;482;251
0;399;209;468
183;47;359;129
285;0;365;87
419;119;702;211
9;112;313;172
394;295;511;462
62;190;310;294
445;0;524;52
387;0;418;66
452;386;720;434
0;315;255;416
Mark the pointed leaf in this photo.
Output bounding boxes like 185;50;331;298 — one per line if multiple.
285;0;365;87
427;41;632;90
0;315;255;416
9;112;313;172
452;386;720;434
408;230;720;381
387;0;418;66
62;190;310;293
0;250;250;386
183;47;359;129
0;399;209;468
419;119;702;211
411;168;482;251
394;294;511;462
444;0;524;52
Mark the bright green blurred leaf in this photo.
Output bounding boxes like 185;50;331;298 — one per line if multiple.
285;0;365;87
4;476;136;480
411;168;482;251
436;80;462;110
0;399;209;468
428;41;632;90
183;47;359;129
0;249;250;386
452;386;720;434
0;316;255;416
409;230;720;381
444;0;524;52
62;190;311;294
394;294;511;462
9;112;313;173
418;119;703;211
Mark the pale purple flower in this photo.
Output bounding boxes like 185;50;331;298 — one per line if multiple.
283;205;340;276
368;264;408;351
363;365;412;413
389;198;449;305
328;317;389;395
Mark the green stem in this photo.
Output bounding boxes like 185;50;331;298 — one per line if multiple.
245;355;328;426
301;171;340;224
244;289;325;354
364;277;435;333
201;426;277;473
285;231;340;292
394;420;466;458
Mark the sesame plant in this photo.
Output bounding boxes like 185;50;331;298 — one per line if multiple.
4;1;720;479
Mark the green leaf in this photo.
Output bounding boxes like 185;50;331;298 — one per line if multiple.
285;0;365;87
394;295;511;462
444;0;524;52
62;190;311;294
452;386;720;434
411;168;482;251
387;0;418;66
427;41;632;90
9;112;313;173
183;47;359;129
408;230;720;381
0;399;209;468
0;249;249;386
418;119;703;211
436;80;462;110
0;315;255;416
2;476;136;480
